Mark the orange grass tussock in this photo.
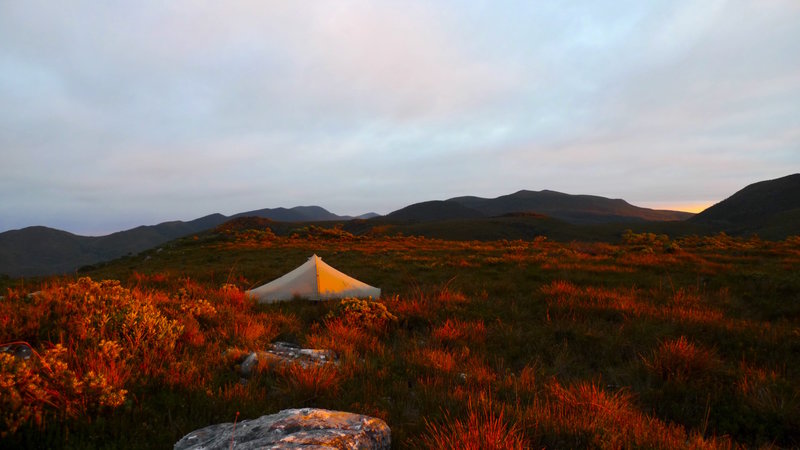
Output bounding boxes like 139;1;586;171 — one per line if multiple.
642;336;722;383
306;318;385;358
532;381;740;450
415;396;526;450
542;280;734;329
432;319;487;346
276;362;344;401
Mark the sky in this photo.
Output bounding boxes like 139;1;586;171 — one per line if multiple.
1;1;798;236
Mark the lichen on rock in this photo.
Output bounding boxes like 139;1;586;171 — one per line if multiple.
174;408;390;450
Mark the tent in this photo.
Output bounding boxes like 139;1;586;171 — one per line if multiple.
246;254;381;303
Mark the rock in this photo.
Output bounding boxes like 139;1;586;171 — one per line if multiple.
174;408;390;450
238;342;337;377
268;342;337;367
1;342;32;360
240;352;259;377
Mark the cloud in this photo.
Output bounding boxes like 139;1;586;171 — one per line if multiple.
0;1;798;233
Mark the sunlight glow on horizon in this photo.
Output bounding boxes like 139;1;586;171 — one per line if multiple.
639;202;715;214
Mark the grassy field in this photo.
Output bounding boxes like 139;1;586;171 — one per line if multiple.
2;223;799;448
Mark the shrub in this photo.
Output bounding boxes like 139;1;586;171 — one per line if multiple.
0;277;183;435
326;298;397;332
0;344;126;436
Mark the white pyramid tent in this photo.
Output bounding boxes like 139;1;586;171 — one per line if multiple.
246;254;381;303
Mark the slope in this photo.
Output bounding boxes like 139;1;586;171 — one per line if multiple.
232;206;351;222
690;173;800;238
449;190;693;224
0;206;348;277
381;201;487;222
0;214;229;277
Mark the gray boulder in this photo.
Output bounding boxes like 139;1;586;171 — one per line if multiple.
174;408;390;450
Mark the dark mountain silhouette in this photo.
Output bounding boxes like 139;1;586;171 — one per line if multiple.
448;190;693;224
0;214;229;277
232;205;351;222
382;201;487;222
3;176;797;277
0;227;94;277
355;212;381;220
690;174;800;238
0;206;349;277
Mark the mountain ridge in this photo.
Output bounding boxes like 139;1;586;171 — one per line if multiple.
0;207;349;277
690;173;800;235
446;189;693;224
3;176;797;277
382;201;487;222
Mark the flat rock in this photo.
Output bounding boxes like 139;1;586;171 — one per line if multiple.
174;408;390;450
239;342;338;377
267;342;337;367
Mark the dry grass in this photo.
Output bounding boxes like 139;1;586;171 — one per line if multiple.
276;362;343;401
305;318;385;358
415;397;526;450
432;319;486;346
1;232;798;448
642;337;721;383
528;381;740;449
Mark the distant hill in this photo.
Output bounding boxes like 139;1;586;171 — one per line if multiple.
0;214;229;277
0;227;95;277
3;176;797;277
382;201;486;222
357;212;712;243
385;214;578;241
355;212;381;220
448;190;693;224
691;174;800;238
0;206;349;277
232;205;351;222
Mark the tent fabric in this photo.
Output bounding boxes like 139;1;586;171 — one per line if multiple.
246;254;381;303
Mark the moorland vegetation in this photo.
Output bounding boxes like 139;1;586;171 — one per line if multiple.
1;223;799;448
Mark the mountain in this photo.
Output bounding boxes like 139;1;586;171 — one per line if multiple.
232;205;351;222
691;174;800;238
382;201;487;222
447;190;693;224
0;214;229;277
355;212;381;220
3;176;797;277
371;190;696;240
0;206;348;277
0;227;95;277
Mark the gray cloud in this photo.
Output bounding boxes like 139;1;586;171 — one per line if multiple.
1;1;798;234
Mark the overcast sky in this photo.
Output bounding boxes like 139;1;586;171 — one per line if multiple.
1;1;798;235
